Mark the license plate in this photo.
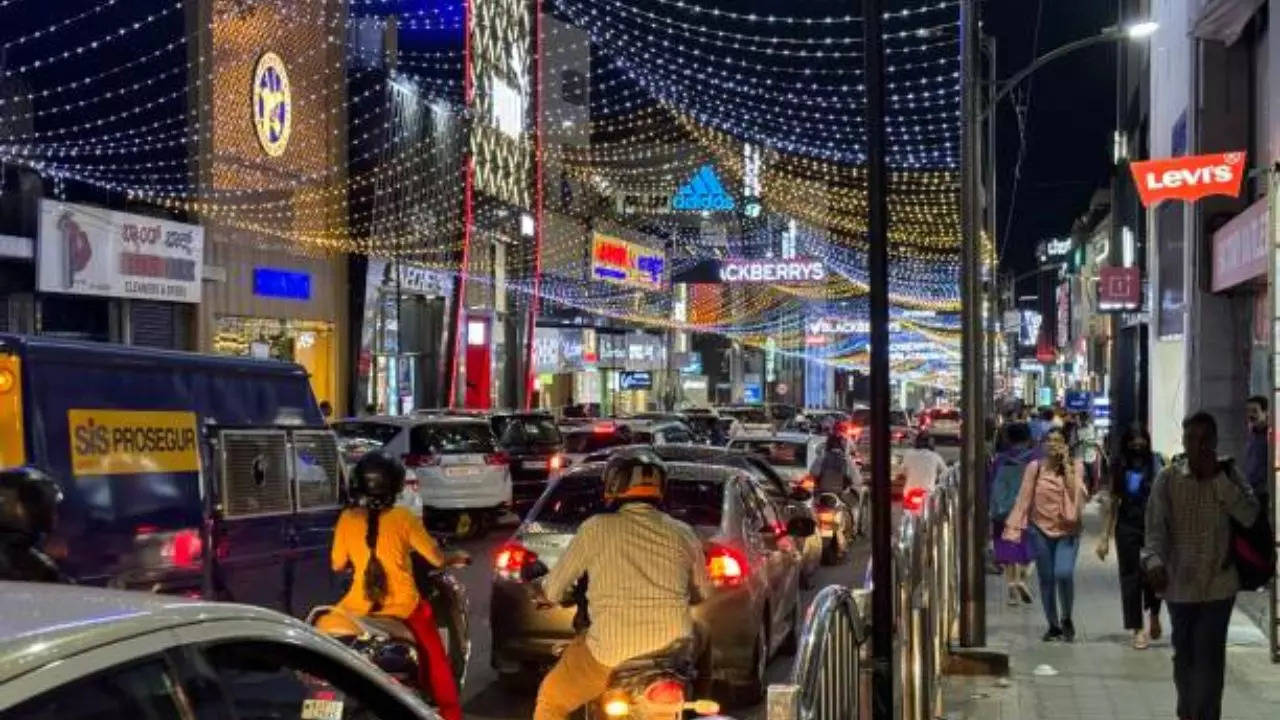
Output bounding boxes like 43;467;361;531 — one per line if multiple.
301;699;344;720
523;460;547;470
445;466;482;478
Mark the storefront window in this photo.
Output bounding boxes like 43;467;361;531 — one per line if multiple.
213;316;335;411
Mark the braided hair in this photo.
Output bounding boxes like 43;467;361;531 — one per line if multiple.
362;495;393;612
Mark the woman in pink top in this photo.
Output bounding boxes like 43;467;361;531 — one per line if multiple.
1003;427;1087;642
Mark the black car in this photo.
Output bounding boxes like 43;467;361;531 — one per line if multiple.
491;411;566;515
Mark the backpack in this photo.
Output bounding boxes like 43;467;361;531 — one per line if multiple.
991;450;1033;522
1230;510;1276;592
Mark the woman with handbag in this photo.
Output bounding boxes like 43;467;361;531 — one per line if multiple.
1003;427;1087;641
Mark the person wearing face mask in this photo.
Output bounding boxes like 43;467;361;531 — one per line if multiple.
1003;427;1087;641
1096;424;1163;649
1142;413;1258;720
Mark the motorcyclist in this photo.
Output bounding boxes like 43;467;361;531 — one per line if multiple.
532;448;715;720
0;467;69;583
317;451;469;720
809;431;861;498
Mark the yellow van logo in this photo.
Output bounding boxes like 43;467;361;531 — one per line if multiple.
68;410;199;476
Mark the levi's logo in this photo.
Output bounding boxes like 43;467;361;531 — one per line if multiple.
1129;151;1246;207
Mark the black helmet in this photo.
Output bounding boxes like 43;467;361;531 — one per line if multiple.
602;448;668;504
350;451;406;508
0;467;62;538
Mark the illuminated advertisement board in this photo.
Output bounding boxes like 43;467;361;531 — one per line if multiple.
590;233;665;290
719;258;826;283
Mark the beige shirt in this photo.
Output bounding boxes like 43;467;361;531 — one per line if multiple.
542;503;715;667
1004;459;1086;539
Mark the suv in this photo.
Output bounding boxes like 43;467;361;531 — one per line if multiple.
490;411;566;516
332;415;512;537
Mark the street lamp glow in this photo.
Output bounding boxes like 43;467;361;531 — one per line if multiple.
1125;21;1159;39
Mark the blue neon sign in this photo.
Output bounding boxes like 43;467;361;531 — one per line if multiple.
670;165;735;212
253;267;311;300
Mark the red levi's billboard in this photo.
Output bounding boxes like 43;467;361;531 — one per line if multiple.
1129;151;1246;207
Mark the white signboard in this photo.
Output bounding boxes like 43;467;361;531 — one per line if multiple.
38;200;203;304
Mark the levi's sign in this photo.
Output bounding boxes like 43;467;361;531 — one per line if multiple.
720;258;825;284
1129;151;1246;207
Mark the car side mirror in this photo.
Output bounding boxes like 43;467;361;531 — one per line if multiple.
522;560;550;583
787;516;816;538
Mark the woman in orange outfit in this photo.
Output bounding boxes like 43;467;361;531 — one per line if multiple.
318;451;469;720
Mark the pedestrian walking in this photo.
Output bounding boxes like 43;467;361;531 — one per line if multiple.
988;421;1036;606
1075;411;1102;494
1096;424;1163;649
1003;426;1086;641
1243;395;1270;510
1142;412;1259;720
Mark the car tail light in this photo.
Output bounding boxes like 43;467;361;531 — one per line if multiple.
797;474;815;491
494;541;538;581
485;451;510;466
601;689;631;717
136;526;203;569
548;453;566;471
592;421;617;434
892;430;906;443
643;679;685;706
707;544;747;588
903;487;928;514
403;453;440;468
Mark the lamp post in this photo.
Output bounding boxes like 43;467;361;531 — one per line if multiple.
959;13;1159;647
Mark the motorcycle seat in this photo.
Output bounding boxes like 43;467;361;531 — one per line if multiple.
361;616;418;644
611;638;697;676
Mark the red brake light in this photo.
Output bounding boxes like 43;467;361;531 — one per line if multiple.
643;679;685;706
798;474;815;491
707;544;747;588
495;541;538;581
904;487;928;514
592;421;617;434
486;451;510;466
137;526;203;569
403;453;440;468
548;453;565;471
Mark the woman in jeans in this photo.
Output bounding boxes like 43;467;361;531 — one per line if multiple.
1004;427;1086;641
1096;424;1163;648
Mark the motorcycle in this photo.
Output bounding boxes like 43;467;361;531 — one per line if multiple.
521;561;722;720
306;558;471;705
813;491;858;565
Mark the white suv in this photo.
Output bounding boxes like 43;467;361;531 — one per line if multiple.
333;415;513;537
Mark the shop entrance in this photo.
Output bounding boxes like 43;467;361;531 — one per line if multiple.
371;353;419;415
213;316;336;410
464;316;492;409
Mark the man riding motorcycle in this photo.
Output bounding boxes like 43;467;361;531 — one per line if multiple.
0;467;69;583
810;431;861;498
317;451;469;720
532;448;715;720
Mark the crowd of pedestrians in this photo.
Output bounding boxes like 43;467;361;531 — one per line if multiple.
987;402;1272;720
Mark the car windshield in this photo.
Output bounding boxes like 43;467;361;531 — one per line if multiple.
497;416;562;447
528;471;724;530
727;440;808;467
564;431;630;454
721;408;769;424
409;422;496;454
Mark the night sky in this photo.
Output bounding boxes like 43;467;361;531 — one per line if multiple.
985;0;1118;285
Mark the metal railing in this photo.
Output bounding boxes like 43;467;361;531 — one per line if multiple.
768;466;961;720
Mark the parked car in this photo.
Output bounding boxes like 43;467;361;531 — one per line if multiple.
0;582;443;719
490;411;566;516
629;411;713;443
490;462;812;704
331;415;512;538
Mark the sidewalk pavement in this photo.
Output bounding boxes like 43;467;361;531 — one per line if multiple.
942;500;1279;719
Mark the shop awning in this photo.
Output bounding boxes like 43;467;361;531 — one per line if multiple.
1193;0;1266;46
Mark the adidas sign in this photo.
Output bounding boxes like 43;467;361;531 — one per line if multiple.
670;165;735;212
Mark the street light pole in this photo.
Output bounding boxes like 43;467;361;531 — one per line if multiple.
861;0;893;716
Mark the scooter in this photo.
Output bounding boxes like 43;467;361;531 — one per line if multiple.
814;491;857;565
306;559;471;706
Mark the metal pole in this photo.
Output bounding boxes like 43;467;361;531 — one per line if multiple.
959;0;987;647
985;37;997;418
862;0;893;716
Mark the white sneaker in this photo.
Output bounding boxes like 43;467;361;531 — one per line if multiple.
1131;629;1150;650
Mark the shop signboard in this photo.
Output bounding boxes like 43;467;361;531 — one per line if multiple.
1056;282;1071;348
1129;150;1246;207
1018;309;1042;347
1065;390;1092;412
253;268;311;300
598;333;629;367
1098;266;1141;311
719;258;825;283
671;164;735;212
743;383;763;404
37;200;204;304
1211;197;1267;292
590;233;665;290
618;371;653;391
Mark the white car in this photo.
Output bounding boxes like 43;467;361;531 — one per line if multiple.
332;415;513;537
0;582;442;719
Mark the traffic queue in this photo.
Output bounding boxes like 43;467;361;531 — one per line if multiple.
0;333;936;720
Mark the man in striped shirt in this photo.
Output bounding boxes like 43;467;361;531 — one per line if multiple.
533;449;714;720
